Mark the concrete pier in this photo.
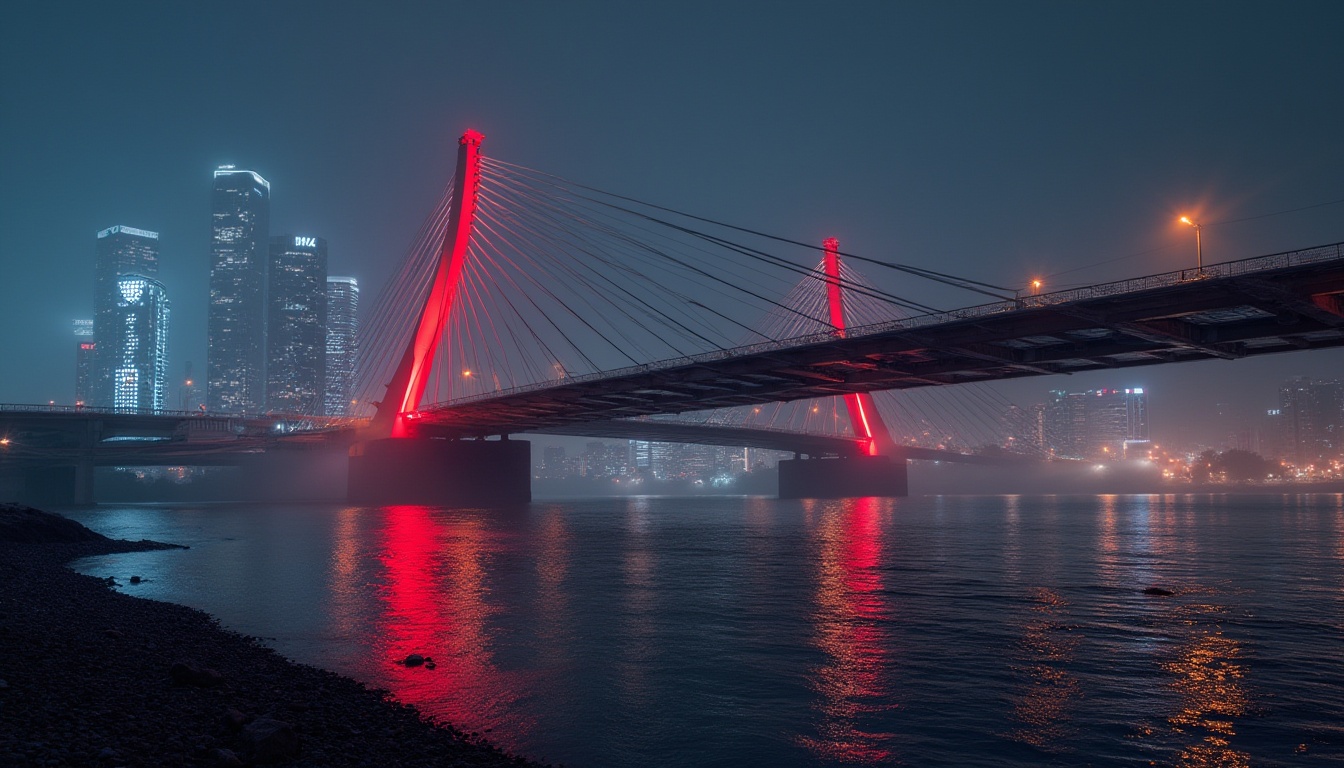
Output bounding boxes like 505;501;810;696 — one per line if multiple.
777;455;908;499
347;438;531;506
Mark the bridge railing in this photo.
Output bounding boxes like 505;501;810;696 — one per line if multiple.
0;403;366;431
424;241;1344;410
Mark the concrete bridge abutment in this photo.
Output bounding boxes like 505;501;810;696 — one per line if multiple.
347;438;531;506
777;455;908;499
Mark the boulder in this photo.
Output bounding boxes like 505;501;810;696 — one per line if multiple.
241;717;300;763
403;653;425;667
1142;587;1175;596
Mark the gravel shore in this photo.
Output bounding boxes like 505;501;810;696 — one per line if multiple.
0;504;548;767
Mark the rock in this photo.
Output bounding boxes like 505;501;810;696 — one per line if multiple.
241;717;300;763
424;661;437;670
170;661;224;688
103;629;124;639
129;575;142;584
1142;587;1175;596
221;708;248;733
403;653;425;667
210;747;244;767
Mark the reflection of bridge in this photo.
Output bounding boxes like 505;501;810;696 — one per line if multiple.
4;130;1343;505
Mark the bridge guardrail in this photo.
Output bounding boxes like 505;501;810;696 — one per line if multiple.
418;240;1342;411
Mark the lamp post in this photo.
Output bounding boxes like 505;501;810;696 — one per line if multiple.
1180;216;1202;272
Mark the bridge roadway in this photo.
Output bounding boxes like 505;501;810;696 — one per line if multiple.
0;405;1015;466
412;242;1344;437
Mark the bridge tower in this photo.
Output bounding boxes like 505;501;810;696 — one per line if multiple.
348;130;530;506
777;238;907;498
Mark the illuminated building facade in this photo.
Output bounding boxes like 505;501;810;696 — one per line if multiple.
110;275;170;412
266;235;327;414
73;319;94;406
324;276;359;416
93;226;159;406
209;166;270;413
1042;387;1148;459
1276;377;1343;464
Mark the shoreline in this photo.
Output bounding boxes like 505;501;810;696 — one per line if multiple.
0;506;548;767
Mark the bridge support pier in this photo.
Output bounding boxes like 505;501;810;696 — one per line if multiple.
347;438;531;506
777;455;908;499
0;462;95;507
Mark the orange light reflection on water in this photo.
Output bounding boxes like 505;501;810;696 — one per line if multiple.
1163;624;1250;767
799;497;898;764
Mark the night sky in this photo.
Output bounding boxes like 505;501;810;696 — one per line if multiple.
2;1;1341;448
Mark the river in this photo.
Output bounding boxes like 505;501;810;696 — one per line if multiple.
63;493;1344;766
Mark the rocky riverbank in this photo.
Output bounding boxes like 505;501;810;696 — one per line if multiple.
0;504;548;767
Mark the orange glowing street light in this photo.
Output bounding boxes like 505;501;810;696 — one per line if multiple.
1179;216;1203;272
1031;278;1042;295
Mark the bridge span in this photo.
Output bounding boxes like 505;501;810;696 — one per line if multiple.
411;242;1344;437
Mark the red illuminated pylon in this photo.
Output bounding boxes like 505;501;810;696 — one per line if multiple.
373;130;485;438
824;237;896;456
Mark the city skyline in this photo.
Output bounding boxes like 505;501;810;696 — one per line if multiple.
2;2;1341;446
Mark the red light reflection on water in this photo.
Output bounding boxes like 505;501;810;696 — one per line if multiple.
799;497;898;764
374;506;529;745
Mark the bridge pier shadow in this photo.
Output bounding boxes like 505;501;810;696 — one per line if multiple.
348;438;531;506
777;456;908;499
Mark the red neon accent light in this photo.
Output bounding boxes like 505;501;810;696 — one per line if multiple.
823;238;895;456
375;130;485;438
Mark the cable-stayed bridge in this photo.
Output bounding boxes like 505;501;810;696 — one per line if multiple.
3;130;1342;504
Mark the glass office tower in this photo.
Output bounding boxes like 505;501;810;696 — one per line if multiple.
110;275;170;412
324;276;359;416
266;235;328;414
93;225;159;407
208;166;270;413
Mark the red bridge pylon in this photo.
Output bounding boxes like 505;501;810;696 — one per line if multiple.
823;237;897;456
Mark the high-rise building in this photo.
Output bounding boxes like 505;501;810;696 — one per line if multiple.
209;166;270;413
110;275;170;412
179;361;202;412
93;226;159;406
1277;377;1343;464
73;319;94;407
1041;387;1148;459
324;276;359;416
266;235;327;414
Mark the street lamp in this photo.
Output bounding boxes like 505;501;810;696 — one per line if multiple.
1179;216;1202;272
1031;279;1042;295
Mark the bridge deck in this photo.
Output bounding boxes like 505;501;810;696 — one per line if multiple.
414;242;1344;437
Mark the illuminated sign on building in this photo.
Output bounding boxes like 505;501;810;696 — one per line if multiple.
295;236;317;248
97;225;160;240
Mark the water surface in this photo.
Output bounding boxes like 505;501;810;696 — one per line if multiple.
65;494;1344;766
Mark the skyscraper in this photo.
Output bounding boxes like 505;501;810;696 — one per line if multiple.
266;235;328;414
324;276;359;416
93;226;159;406
1041;387;1148;459
209;166;270;413
73;319;94;407
110;275;170;412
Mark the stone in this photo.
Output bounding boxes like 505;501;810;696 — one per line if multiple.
424;661;437;670
222;708;248;732
1142;587;1175;596
104;629;124;639
210;747;244;767
403;653;425;667
170;661;224;688
241;717;300;763
129;576;142;584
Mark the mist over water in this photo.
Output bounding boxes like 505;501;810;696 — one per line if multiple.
65;494;1344;766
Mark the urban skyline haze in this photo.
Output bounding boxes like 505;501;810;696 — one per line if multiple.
2;1;1340;450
